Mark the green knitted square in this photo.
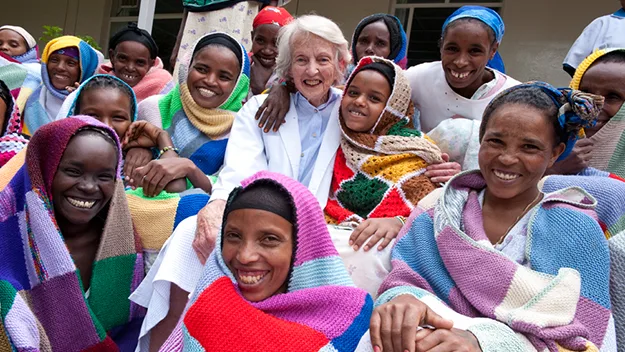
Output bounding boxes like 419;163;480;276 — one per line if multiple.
126;187;180;200
387;121;422;137
76;271;107;339
158;86;182;130
0;281;17;320
336;173;389;218
87;254;136;331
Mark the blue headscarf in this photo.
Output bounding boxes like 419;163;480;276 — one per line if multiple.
442;6;506;73
489;81;603;161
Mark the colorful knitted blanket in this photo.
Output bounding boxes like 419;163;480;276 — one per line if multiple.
0;82;29;167
137;32;249;176
23;36;100;135
0;116;145;351
161;171;372;351
570;48;625;179
326;57;442;224
379;170;614;351
97;57;175;103
542;169;625;349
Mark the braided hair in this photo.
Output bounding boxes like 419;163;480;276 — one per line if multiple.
74;75;136;119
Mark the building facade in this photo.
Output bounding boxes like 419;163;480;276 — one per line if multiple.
0;0;619;85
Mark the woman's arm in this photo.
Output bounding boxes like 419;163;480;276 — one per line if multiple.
148;284;189;352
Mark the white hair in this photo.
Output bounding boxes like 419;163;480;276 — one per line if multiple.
275;15;351;83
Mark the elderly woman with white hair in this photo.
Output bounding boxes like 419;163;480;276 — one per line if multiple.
128;14;352;351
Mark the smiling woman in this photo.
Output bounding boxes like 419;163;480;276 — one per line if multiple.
0;116;146;351
98;23;174;103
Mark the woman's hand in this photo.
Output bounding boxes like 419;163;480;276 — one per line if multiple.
123;147;153;181
425;153;462;184
415;328;482;352
370;294;454;352
130;157;192;197
66;82;80;93
546;138;593;175
193;200;226;264
123;121;167;149
254;83;290;133
350;217;404;251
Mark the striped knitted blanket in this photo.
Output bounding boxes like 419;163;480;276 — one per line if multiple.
0;82;29;167
0;117;145;351
137;32;249;176
97;57;174;103
542;168;625;349
326;57;442;224
162;171;372;351
23;36;100;135
379;170;614;351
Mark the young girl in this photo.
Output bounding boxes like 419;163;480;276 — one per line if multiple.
0;25;39;74
154;171;372;352
0;79;28;166
0;117;145;351
248;6;292;95
550;48;625;178
372;82;615;352
406;5;519;133
22;35;100;135
132;32;250;196
99;23;174;103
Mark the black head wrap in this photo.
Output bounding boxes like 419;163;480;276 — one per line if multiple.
193;33;243;67
352;14;403;63
351;61;396;88
224;181;295;225
109;22;158;60
0;80;13;134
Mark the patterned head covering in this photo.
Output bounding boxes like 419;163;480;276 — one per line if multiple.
442;6;506;73
0;79;28;167
351;14;408;69
326;57;442;224
252;6;293;29
0;25;39;64
485;81;603;161
176;171;372;351
570;48;625;90
0;116;145;351
40;35;100;99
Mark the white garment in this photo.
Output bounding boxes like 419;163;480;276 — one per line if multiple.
405;61;520;132
427;118;481;171
564;12;625;71
211;89;342;208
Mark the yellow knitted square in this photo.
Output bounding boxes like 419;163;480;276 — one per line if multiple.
127;194;179;250
360;154;428;183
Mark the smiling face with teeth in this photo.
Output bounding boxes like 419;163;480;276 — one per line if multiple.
440;20;498;99
479;103;565;202
109;41;154;87
52;132;118;227
187;45;241;109
341;69;391;132
222;208;294;302
47;51;81;91
289;34;341;107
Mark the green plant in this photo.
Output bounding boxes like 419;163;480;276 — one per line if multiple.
39;25;102;51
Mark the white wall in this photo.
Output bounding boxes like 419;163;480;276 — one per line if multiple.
500;0;617;86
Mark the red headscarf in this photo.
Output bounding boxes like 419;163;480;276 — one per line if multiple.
253;6;293;29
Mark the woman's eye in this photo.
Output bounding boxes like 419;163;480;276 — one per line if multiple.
113;115;129;122
256;38;265;44
523;144;539;150
225;232;241;241
487;138;503;145
194;66;207;73
98;174;115;181
136;60;146;66
220;75;233;81
347;90;359;97
68;60;78;67
64;168;81;176
262;236;281;245
369;96;382;103
376;41;386;47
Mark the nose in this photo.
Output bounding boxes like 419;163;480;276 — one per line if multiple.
101;116;113;129
498;149;519;165
76;177;98;194
453;52;469;68
305;60;320;76
354;93;367;106
364;43;375;56
236;241;260;264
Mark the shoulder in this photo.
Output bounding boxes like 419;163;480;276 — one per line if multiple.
405;61;441;80
137;94;165;123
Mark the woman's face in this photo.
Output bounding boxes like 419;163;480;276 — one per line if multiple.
440;21;497;97
187;45;240;109
0;29;28;57
52;133;118;226
109;41;154;87
48;52;81;90
251;24;280;69
478;103;564;200
341;69;391;132
578;61;625;138
78;88;133;138
222;208;293;302
290;34;340;107
355;20;391;62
